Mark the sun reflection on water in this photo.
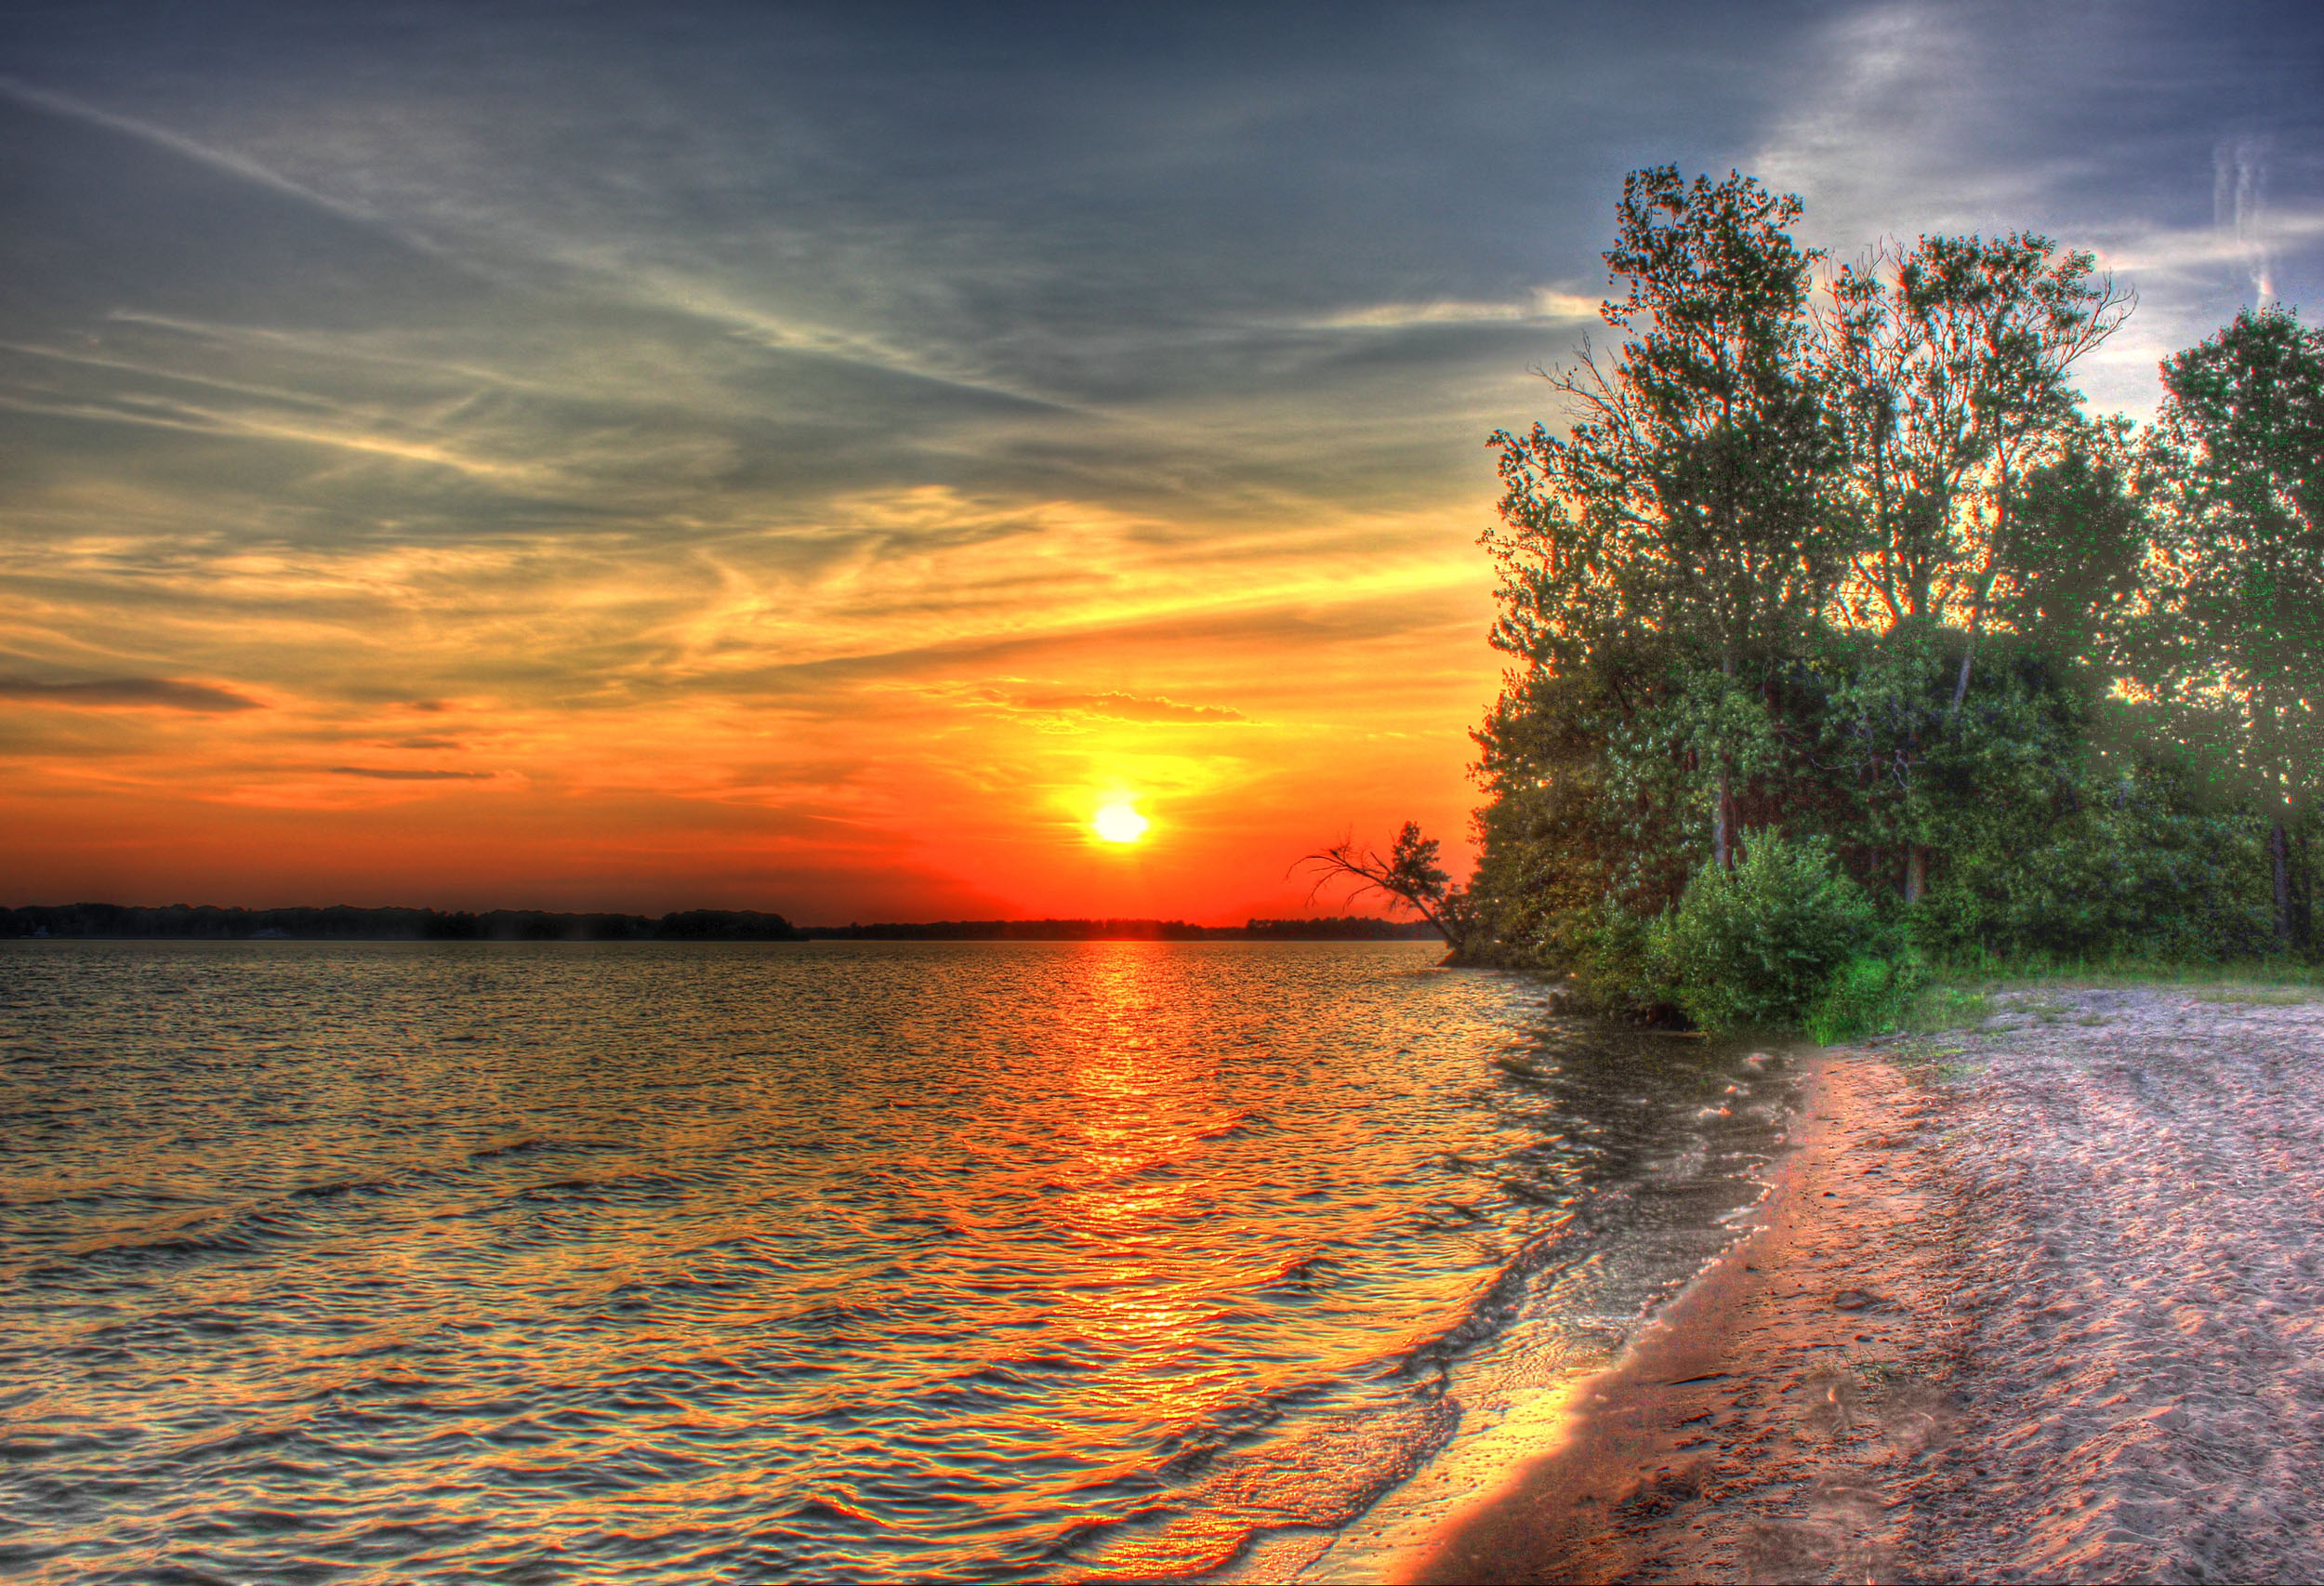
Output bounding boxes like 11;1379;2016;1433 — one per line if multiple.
1050;946;1238;1432
0;940;1789;1584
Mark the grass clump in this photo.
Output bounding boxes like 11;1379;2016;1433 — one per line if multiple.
1825;955;2324;1047
2186;985;2318;1005
1804;953;1928;1043
1914;952;2324;994
1898;985;1993;1034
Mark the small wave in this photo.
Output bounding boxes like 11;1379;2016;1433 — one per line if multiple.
1260;1253;1341;1292
1044;1500;1182;1561
1063;1397;1461;1579
1497;1172;1575;1206
0;1178;208;1209
317;1368;436;1403
960;1360;1041;1389
289;1177;384;1198
57;1203;291;1262
0;1430;112;1460
468;1134;547;1159
1418;1197;1490;1227
521;1172;676;1199
164;1418;338;1463
211;1505;323;1535
780;1300;890;1334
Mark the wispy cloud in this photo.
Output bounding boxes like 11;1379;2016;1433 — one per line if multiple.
0;677;263;712
0;74;387;231
1306;288;1602;329
2216;136;2277;304
329;766;494;781
995;689;1249;723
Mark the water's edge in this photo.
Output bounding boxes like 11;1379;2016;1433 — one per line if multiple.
1265;1042;1805;1582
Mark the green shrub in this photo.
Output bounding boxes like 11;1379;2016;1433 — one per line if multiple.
1648;830;1879;1032
1804;952;1929;1042
1565;898;1679;1021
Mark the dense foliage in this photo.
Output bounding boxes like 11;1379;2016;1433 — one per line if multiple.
1449;167;2322;1023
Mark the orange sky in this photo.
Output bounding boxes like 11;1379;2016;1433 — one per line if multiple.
5;489;1502;921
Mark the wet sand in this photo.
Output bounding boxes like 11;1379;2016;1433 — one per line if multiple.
1396;986;2324;1584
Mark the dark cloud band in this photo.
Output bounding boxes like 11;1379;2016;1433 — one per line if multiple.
0;677;261;712
330;766;494;781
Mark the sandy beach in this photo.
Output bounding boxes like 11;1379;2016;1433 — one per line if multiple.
1397;985;2324;1584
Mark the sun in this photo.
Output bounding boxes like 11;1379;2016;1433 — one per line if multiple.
1092;800;1150;844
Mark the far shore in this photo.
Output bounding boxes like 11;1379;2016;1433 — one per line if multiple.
1392;985;2324;1584
0;903;1438;944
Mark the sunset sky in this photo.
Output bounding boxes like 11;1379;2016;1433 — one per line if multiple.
4;1;2318;922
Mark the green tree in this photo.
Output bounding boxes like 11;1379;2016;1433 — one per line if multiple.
1486;166;1845;873
2141;307;2324;948
1646;829;1879;1031
1461;176;2307;1011
1989;416;2147;670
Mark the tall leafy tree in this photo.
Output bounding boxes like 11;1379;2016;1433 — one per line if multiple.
1820;234;2131;898
1486;166;1844;870
2142;307;2324;947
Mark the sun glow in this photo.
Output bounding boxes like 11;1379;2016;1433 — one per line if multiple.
1092;801;1151;844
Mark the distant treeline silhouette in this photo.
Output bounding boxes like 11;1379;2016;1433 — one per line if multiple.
1237;917;1442;940
1;905;1438;943
0;904;807;941
807;917;1440;941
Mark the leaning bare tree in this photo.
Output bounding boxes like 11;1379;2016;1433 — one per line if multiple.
1296;822;1472;955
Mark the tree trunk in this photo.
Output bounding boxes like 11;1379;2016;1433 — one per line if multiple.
2273;816;2294;951
2299;828;2316;955
1905;844;1929;905
1714;643;1736;871
1949;490;2008;726
1948;566;1998;723
1936;555;2001;903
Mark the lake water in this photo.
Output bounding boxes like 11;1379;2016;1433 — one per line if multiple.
0;941;1793;1583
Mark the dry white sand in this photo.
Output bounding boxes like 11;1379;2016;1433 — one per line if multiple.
1395;985;2324;1585
1903;985;2324;1583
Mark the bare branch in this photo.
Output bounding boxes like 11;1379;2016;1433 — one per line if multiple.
1292;822;1464;945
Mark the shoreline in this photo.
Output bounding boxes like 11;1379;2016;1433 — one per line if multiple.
1392;985;2324;1583
1393;1047;1962;1582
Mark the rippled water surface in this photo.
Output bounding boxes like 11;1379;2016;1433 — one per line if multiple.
0;941;1793;1582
